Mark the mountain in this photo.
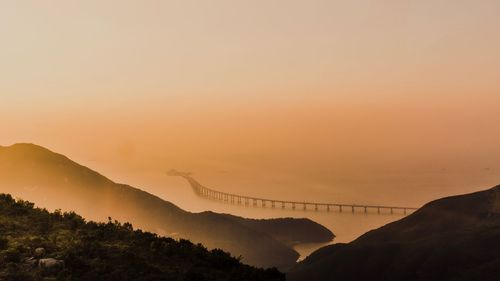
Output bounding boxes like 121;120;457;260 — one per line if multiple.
220;215;334;247
288;185;500;281
0;193;285;281
0;143;334;270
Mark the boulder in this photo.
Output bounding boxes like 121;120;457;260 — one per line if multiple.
39;258;64;269
34;247;45;258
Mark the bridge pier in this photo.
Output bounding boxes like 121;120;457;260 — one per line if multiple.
176;174;417;216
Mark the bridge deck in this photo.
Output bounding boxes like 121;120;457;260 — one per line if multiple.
168;170;418;215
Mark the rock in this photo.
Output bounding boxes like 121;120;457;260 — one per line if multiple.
24;257;38;268
34;247;45;258
38;258;64;269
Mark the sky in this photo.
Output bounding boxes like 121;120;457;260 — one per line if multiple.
1;0;500;210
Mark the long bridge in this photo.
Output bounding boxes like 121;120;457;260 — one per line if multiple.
167;170;419;215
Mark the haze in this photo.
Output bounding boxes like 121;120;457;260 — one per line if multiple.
1;0;499;239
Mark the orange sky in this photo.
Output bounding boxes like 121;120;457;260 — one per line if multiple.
1;0;500;207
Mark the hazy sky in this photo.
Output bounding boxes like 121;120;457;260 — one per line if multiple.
1;1;500;206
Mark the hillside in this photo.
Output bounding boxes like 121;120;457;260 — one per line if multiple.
0;193;284;281
288;185;500;281
0;143;334;270
220;215;334;247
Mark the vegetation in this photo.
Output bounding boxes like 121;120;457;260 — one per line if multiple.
221;215;334;246
0;194;284;281
0;143;334;270
288;186;500;281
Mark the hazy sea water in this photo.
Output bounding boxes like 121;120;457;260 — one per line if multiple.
152;170;499;259
101;166;500;260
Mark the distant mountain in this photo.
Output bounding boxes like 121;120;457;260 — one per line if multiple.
288;185;500;281
0;193;285;281
0;143;334;270
221;215;334;247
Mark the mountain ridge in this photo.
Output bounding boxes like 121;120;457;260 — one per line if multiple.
288;185;500;281
0;193;285;281
0;143;334;270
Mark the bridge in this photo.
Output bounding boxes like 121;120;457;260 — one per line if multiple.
167;169;419;215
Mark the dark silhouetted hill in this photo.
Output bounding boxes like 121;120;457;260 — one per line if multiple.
221;215;334;247
0;194;285;281
288;185;500;281
0;143;334;270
